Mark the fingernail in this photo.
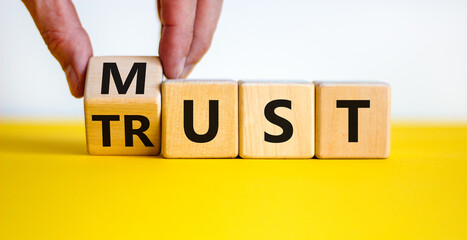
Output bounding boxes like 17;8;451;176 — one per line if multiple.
176;57;187;79
65;65;79;98
180;64;195;79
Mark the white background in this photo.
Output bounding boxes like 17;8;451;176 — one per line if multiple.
1;0;466;120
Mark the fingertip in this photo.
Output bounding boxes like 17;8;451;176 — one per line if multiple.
176;56;187;78
160;54;186;79
65;65;84;98
180;63;195;79
159;60;177;79
73;79;85;98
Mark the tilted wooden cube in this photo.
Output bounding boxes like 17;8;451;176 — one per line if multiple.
161;80;238;158
315;81;391;158
239;81;314;158
84;56;162;155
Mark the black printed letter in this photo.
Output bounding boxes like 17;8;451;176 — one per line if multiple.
336;100;370;142
101;62;147;94
264;99;293;143
92;115;120;147
124;115;154;147
183;100;219;143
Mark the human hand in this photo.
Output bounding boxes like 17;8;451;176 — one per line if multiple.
22;0;223;98
158;0;223;79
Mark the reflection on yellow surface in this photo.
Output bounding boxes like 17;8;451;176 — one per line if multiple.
1;121;467;239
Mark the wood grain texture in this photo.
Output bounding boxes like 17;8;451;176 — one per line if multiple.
84;56;162;155
239;81;314;158
315;81;391;158
161;80;238;158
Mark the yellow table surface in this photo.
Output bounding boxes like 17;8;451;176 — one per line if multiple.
1;120;467;239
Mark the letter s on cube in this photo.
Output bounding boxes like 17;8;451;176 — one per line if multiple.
239;81;315;158
84;56;162;155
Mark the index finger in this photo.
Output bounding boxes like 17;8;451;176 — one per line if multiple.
158;0;197;79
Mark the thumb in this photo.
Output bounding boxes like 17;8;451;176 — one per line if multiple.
23;0;93;98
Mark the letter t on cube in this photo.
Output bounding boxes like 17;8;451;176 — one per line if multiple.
315;81;391;158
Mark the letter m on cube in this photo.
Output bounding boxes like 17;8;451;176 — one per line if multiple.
84;56;163;155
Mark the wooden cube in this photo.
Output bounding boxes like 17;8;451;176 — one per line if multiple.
161;80;238;158
315;81;391;158
239;81;315;158
84;56;162;155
